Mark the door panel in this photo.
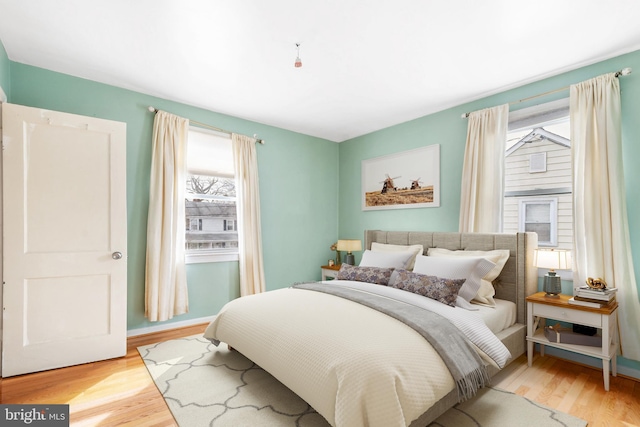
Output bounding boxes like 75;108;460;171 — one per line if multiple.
25;125;112;253
25;274;111;343
2;103;127;377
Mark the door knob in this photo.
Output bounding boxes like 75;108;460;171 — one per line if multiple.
112;252;123;260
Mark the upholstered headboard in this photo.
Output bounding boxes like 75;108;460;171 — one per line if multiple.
364;230;538;324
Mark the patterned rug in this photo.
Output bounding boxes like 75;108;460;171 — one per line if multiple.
138;335;587;427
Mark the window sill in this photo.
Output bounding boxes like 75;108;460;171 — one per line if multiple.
185;252;239;264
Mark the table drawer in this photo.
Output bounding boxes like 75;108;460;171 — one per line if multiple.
322;268;339;279
533;303;602;327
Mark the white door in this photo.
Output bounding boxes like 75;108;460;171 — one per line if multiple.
2;103;127;377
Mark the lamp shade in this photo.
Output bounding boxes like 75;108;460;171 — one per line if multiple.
533;249;571;271
336;239;362;253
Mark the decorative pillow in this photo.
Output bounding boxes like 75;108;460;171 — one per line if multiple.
412;255;495;309
389;269;465;307
427;248;510;306
370;242;424;270
336;263;395;286
359;250;413;269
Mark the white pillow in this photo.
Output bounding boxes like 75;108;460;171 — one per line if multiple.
359;250;413;269
427;248;510;306
413;255;496;309
371;242;424;270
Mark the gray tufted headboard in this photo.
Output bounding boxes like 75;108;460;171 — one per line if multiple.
364;230;538;324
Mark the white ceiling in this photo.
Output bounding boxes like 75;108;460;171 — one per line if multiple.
1;0;640;142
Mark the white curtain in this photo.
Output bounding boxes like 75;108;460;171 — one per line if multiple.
232;133;266;296
571;73;640;361
459;104;509;232
145;111;189;321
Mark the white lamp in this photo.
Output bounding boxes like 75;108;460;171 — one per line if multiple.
534;249;571;297
336;239;362;265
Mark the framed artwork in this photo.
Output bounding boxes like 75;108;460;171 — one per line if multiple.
362;144;440;211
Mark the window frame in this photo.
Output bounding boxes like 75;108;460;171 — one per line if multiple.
518;197;558;247
184;127;239;264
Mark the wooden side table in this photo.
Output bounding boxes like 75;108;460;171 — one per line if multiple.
321;264;341;280
526;292;618;391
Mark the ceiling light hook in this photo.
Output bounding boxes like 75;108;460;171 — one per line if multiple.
294;43;302;68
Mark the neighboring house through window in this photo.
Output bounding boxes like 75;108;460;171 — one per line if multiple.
503;99;573;250
185;127;239;263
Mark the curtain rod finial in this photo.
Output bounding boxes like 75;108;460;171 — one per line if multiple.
148;106;157;112
253;134;265;144
615;67;632;77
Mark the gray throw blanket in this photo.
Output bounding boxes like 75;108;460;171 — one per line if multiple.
292;282;489;402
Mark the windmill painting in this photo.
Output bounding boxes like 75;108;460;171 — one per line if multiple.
362;145;440;210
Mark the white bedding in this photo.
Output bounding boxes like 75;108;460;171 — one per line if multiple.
323;280;518;336
473;299;517;334
319;280;511;368
204;280;511;427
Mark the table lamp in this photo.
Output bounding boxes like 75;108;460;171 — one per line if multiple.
337;239;362;265
534;248;571;297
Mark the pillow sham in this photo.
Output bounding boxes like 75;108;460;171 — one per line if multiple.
389;269;465;307
370;242;424;270
359;249;413;270
412;255;495;309
427;248;510;306
336;263;395;286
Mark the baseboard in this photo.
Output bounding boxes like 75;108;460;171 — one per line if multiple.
127;315;216;337
617;365;640;381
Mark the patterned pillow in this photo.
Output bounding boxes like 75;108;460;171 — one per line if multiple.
336;264;394;286
413;255;495;308
389;269;465;307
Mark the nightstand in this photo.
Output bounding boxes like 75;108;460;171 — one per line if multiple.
526;292;618;391
321;264;341;280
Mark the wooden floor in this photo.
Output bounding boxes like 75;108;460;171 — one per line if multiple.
0;323;638;426
0;324;207;427
492;354;640;427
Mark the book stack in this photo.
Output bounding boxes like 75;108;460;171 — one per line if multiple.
569;286;618;308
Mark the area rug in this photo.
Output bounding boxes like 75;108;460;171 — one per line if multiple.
138;335;587;427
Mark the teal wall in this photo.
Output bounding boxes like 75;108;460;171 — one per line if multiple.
338;49;640;376
8;63;339;332
0;39;9;100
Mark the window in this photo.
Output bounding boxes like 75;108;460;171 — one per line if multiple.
519;198;558;246
503;98;573;251
185;127;239;263
189;218;203;231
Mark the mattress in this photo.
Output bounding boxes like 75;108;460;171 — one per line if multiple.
474;299;517;334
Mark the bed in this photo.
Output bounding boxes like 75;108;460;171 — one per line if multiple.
204;230;538;426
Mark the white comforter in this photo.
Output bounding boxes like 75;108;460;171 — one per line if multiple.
204;280;510;427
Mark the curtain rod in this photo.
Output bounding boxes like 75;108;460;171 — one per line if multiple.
461;67;632;119
148;106;265;144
